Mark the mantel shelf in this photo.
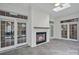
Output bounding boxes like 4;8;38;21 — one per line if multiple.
34;27;50;29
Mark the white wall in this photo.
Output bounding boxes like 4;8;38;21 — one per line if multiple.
0;3;29;16
31;6;49;27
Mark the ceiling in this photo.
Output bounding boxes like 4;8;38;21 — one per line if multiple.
31;3;79;19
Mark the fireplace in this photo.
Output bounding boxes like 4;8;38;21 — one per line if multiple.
36;32;46;44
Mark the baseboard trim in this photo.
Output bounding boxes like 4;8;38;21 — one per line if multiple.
0;44;29;54
52;38;78;41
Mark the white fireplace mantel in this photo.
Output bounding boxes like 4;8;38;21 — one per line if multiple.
31;26;50;47
34;27;50;29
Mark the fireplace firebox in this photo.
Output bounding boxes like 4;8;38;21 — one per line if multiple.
36;32;46;44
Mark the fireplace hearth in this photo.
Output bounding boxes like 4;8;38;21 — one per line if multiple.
36;32;46;44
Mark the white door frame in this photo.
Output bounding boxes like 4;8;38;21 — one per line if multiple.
0;16;28;52
61;22;78;41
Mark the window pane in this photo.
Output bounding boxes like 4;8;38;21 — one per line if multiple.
17;23;26;44
61;25;67;38
50;25;53;37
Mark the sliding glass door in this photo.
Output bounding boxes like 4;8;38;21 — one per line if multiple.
0;21;14;48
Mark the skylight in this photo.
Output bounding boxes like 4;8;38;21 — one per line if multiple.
53;3;71;12
54;3;60;6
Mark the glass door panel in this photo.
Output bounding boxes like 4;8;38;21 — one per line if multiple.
69;24;77;39
61;25;67;38
1;21;14;48
17;23;26;44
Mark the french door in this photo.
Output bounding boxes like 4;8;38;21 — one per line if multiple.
0;18;27;50
61;23;77;40
0;20;14;48
69;24;77;39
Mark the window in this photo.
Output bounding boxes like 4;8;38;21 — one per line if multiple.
60;18;78;23
0;10;28;19
50;25;53;37
50;21;54;37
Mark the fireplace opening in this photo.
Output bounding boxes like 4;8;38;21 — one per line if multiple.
36;32;46;44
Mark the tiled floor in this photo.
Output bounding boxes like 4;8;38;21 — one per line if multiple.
0;39;79;55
